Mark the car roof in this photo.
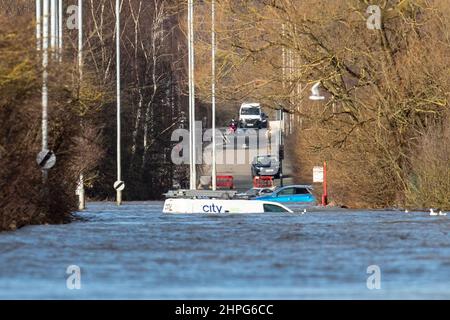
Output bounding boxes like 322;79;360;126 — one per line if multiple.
275;184;313;190
253;155;278;159
241;103;260;108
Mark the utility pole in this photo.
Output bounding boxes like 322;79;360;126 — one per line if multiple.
36;0;42;51
58;0;63;62
188;0;196;190
42;0;49;182
50;0;56;57
115;0;123;205
77;0;86;210
211;0;216;191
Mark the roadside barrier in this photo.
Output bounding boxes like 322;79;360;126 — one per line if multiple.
217;175;234;189
253;176;274;188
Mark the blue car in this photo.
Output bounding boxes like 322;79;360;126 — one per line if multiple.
255;185;316;203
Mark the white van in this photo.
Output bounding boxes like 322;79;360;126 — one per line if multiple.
239;103;263;129
163;198;293;214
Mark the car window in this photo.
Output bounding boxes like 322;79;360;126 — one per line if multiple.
264;204;289;212
260;189;273;195
295;187;310;195
278;187;295;196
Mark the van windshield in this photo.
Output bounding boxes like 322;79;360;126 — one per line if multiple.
241;107;260;115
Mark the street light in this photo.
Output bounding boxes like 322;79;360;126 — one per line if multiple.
77;0;86;210
188;0;196;190
115;0;124;205
36;0;41;51
58;0;63;61
41;0;49;182
211;0;217;191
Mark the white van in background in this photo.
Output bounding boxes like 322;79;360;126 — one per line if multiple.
239;103;266;129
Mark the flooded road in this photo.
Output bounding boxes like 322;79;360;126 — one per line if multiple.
0;202;449;299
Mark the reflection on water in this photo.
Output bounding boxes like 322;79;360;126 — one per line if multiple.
0;202;449;299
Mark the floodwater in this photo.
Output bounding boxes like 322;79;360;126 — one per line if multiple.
0;202;449;299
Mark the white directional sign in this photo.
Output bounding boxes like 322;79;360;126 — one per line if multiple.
114;180;125;191
36;149;56;170
309;82;325;101
313;166;324;183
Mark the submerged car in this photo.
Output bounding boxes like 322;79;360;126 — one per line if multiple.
255;185;316;203
251;155;280;178
236;187;275;199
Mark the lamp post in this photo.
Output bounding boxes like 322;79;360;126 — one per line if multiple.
36;0;41;51
77;0;86;210
58;0;63;61
114;0;125;206
188;0;196;190
211;0;216;190
50;0;56;53
115;0;123;205
41;0;49;183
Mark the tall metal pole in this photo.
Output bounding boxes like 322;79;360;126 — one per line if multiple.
188;0;196;190
41;0;49;182
211;0;217;191
42;0;49;158
36;0;42;51
78;0;82;79
58;0;63;61
77;0;85;210
50;0;56;57
187;0;192;188
116;0;123;205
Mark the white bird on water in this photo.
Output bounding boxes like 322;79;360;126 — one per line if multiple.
404;209;409;213
309;82;325;101
302;209;307;214
439;211;447;216
429;209;438;216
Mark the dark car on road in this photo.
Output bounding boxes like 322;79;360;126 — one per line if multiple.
251;155;280;178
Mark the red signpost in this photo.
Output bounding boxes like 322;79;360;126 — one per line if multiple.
322;161;328;206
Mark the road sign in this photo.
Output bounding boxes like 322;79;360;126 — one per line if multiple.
36;149;56;169
313;166;324;183
114;180;125;191
309;82;325;100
